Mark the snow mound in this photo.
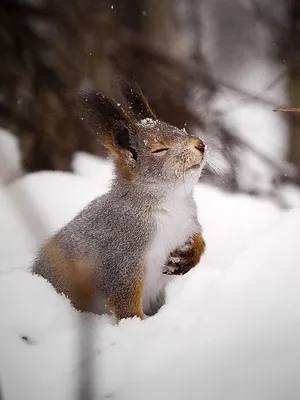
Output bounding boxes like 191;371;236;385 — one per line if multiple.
195;184;283;267
0;171;103;273
0;208;300;400
72;151;114;189
0;151;300;400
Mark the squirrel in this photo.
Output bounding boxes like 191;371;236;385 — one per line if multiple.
31;81;206;321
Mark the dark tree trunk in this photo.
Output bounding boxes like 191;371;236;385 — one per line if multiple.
288;0;300;183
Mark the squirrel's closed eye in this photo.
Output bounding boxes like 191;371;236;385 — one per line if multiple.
151;148;169;155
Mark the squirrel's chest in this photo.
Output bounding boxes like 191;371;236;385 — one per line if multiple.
153;203;193;256
145;199;195;275
142;198;195;312
142;195;197;313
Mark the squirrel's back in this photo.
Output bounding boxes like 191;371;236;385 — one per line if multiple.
32;190;154;312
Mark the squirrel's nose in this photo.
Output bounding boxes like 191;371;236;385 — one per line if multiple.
189;137;205;154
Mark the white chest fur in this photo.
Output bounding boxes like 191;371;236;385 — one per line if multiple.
143;190;197;312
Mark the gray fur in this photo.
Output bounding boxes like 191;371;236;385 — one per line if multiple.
31;88;205;317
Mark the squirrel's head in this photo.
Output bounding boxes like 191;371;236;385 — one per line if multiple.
77;81;206;190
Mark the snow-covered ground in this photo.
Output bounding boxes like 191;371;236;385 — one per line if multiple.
0;131;300;400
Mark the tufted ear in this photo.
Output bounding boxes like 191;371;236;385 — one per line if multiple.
118;80;156;122
76;91;138;160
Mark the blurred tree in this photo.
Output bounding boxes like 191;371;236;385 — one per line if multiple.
0;0;298;197
0;0;203;172
287;0;300;184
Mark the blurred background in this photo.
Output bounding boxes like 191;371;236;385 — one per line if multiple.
0;0;299;201
1;2;300;399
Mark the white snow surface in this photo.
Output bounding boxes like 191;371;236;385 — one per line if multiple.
0;131;300;399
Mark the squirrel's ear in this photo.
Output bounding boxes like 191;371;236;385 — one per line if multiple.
119;80;156;121
76;91;138;160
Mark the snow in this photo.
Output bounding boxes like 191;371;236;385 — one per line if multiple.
1;132;300;399
72;151;114;189
0;171;105;273
138;118;158;128
277;183;300;208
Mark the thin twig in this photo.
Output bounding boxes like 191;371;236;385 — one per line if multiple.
273;107;300;113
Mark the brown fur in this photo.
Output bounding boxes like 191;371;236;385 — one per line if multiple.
192;232;206;265
165;232;206;275
43;240;94;313
43;239;145;320
77;91;140;182
108;274;145;321
105;142;138;182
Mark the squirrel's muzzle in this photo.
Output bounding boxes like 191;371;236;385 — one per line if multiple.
188;137;205;155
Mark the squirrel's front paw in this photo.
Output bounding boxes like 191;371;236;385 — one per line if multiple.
163;238;195;276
